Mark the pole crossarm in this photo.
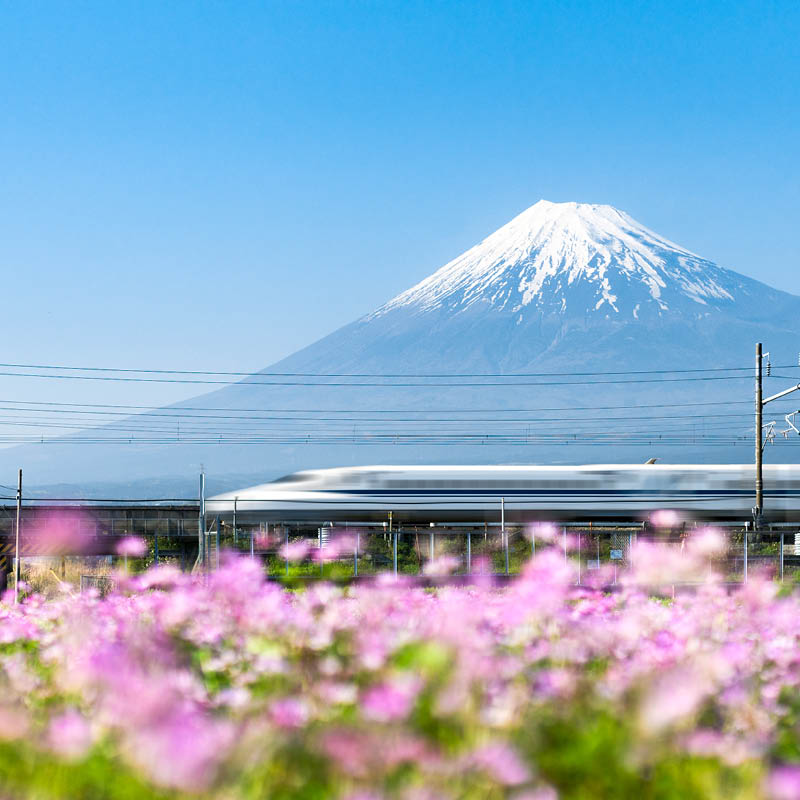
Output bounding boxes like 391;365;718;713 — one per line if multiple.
763;383;800;405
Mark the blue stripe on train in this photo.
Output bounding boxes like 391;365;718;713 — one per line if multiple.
341;488;800;497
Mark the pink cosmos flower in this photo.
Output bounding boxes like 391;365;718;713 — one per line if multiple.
28;510;93;555
278;539;311;561
470;741;530;785
530;522;559;543
116;536;147;557
127;709;234;792
639;666;711;732
48;710;92;760
269;697;309;729
650;509;680;528
311;535;353;563
423;555;461;576
767;766;800;800
321;729;370;777
362;679;419;722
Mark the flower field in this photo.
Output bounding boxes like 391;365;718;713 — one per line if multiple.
1;532;800;799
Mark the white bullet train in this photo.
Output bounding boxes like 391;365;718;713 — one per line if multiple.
206;463;800;522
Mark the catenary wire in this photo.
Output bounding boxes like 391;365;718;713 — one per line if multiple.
1;361;797;377
0;369;797;386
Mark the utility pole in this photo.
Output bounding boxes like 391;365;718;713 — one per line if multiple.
754;342;800;528
14;469;21;604
755;343;763;524
198;471;206;571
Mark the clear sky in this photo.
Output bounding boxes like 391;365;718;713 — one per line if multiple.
1;0;798;410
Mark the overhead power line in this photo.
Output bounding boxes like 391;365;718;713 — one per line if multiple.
0;369;795;387
0;404;787;423
0;361;787;377
0;431;783;446
0;397;773;413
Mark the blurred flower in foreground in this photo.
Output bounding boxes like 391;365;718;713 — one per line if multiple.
650;509;680;528
529;522;559;543
29;511;91;555
312;534;357;563
362;678;420;722
279;539;311;561
0;540;795;798
469;741;530;785
115;536;147;557
423;555;460;576
47;710;92;760
639;665;711;733
269;697;309;729
767;766;800;800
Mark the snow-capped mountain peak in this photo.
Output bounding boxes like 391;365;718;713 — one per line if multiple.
372;200;739;319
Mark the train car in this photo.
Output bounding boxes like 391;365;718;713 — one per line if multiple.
205;463;800;523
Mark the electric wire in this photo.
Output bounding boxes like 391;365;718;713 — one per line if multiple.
2;361;797;377
0;369;792;386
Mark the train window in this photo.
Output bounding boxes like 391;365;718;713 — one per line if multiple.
272;473;310;485
335;472;364;486
380;478;588;490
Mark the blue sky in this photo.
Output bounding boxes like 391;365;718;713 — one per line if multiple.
1;0;798;409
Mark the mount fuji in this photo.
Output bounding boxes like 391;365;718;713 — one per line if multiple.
278;199;796;375
7;200;800;494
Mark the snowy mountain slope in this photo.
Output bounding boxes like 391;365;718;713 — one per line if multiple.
4;200;800;492
371;200;740;319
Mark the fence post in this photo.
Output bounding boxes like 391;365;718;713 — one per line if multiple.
780;531;784;582
466;530;471;575
354;530;359;577
743;529;748;584
501;498;508;576
233;497;238;546
198;472;205;572
215;515;220;571
393;530;398;576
